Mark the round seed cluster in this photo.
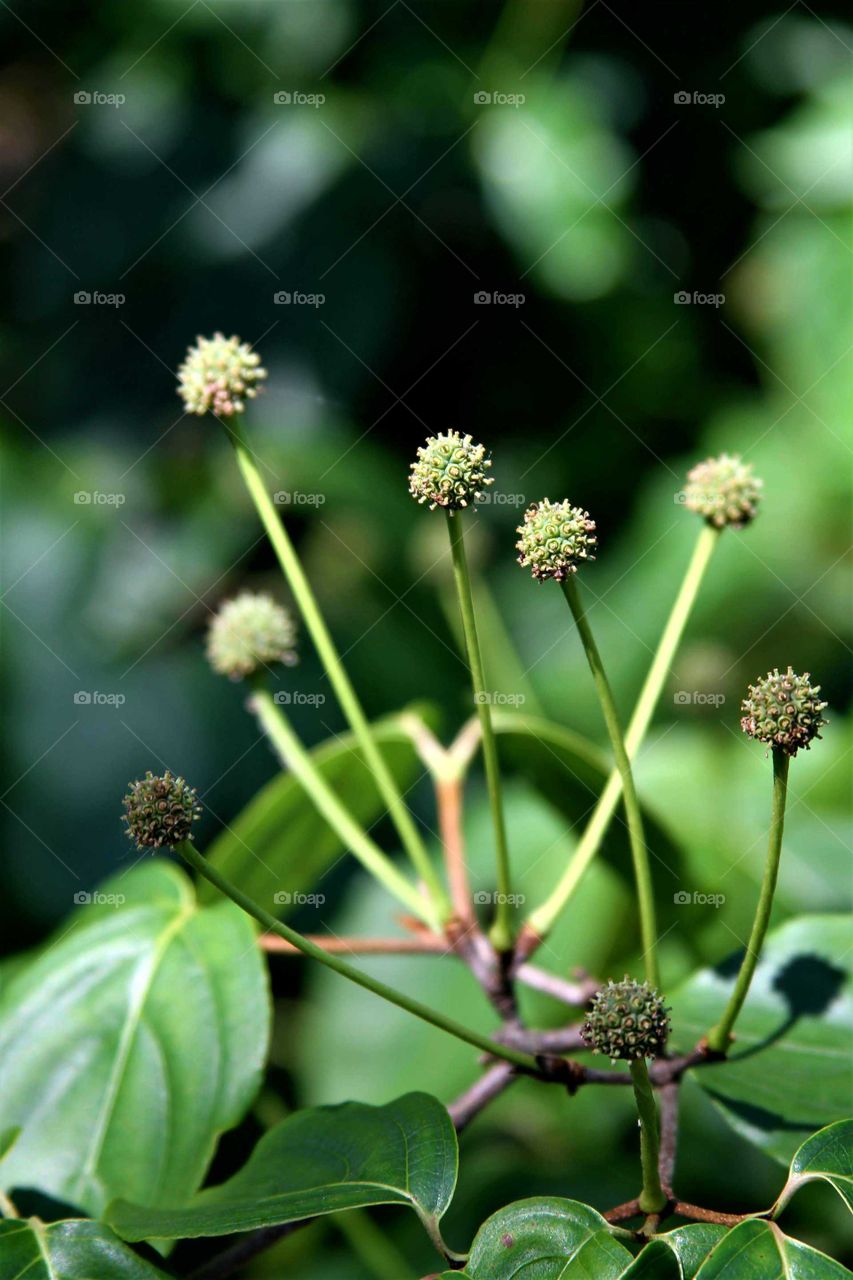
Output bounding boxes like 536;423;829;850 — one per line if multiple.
741;667;827;756
683;454;762;529
177;333;267;418
581;978;670;1061
122;771;201;849
516;499;597;582
408;432;493;511
207;592;298;680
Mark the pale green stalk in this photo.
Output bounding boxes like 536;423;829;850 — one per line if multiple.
707;749;790;1054
528;525;719;940
630;1058;667;1213
560;574;659;989
226;414;449;919
445;510;514;951
176;838;535;1072
249;683;439;930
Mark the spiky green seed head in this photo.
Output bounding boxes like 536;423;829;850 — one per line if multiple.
122;771;201;849
683;454;762;529
741;667;827;756
408;431;493;511
516;499;597;582
581;978;670;1061
207;592;298;680
177;333;267;418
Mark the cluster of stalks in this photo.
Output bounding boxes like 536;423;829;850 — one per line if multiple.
123;334;826;1245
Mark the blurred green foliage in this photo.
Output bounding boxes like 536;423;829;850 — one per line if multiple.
0;0;850;1274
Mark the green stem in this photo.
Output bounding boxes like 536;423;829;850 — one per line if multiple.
249;684;439;930
176;838;536;1071
707;749;790;1054
445;510;513;951
227;415;449;919
560;575;660;989
528;526;719;941
629;1058;667;1213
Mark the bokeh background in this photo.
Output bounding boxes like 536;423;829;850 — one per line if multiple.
1;0;851;1274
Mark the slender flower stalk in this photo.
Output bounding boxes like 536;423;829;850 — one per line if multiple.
706;667;826;1053
630;1058;667;1213
561;572;659;989
174;838;535;1072
446;508;514;951
250;682;441;930
225;412;449;918
525;524;719;944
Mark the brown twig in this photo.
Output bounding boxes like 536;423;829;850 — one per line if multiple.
448;1062;517;1131
436;774;476;926
604;1198;641;1224
657;1081;679;1194
514;963;599;1007
259;933;450;956
672;1202;752;1227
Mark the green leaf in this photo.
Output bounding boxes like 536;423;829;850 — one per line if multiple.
621;1240;681;1278
694;1219;850;1278
0;1219;171;1280
464;1198;633;1278
0;860;269;1217
201;713;425;909
773;1120;853;1216
670;914;853;1162
658;1224;729;1277
108;1093;457;1253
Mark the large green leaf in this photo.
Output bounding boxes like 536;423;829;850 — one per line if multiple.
201;713;426;909
0;860;269;1217
773;1121;853;1216
621;1240;681;1278
670;914;853;1163
0;1219;171;1280
108;1093;457;1253
658;1224;729;1277
694;1219;850;1278
463;1198;633;1278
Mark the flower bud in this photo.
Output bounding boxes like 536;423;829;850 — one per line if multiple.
684;454;762;529
516;499;597;582
741;667;827;756
123;771;201;849
408;431;493;511
207;593;298;680
581;978;670;1061
177;333;267;418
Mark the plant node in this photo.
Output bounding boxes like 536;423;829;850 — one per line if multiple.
741;666;827;756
